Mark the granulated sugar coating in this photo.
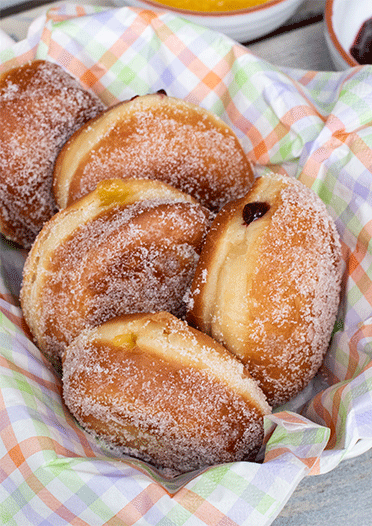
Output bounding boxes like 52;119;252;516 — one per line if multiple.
20;179;210;371
187;173;343;407
62;312;271;474
0;60;105;247
53;92;254;211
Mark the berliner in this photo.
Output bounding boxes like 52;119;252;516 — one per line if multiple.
52;91;254;212
0;59;105;248
62;311;271;474
20;178;210;370
186;172;343;407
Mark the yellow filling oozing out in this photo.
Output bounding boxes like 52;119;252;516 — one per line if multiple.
112;332;138;350
150;0;273;13
97;180;131;208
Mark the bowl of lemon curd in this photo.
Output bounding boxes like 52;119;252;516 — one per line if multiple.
115;0;305;42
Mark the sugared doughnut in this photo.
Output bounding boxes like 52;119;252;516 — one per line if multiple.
62;311;271;474
20;178;210;370
0;60;105;248
53;91;254;212
186;172;343;407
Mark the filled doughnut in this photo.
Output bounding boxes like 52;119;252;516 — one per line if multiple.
62;311;271;474
0;59;105;248
20;178;210;370
53;91;254;212
186;172;343;407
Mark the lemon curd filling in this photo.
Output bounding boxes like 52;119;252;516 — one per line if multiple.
96;180;132;207
112;332;138;349
150;0;272;12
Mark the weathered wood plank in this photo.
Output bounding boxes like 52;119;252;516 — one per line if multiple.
249;20;335;71
274;447;372;525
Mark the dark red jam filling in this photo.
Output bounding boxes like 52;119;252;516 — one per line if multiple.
128;89;167;102
242;202;270;225
350;17;372;65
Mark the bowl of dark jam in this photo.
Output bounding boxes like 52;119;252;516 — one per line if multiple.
325;0;372;70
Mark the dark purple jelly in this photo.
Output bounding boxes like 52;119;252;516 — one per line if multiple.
242;202;270;226
350;17;372;65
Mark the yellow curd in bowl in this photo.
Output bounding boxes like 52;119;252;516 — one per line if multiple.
149;0;273;13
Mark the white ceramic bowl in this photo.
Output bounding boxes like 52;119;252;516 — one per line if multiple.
113;0;305;43
325;0;372;70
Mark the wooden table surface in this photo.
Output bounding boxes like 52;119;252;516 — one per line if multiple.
1;1;372;524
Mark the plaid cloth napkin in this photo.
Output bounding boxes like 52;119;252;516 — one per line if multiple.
1;4;372;525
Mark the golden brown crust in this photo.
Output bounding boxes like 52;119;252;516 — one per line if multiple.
186;173;343;407
20;178;210;370
53;92;254;211
62;311;271;474
0;60;105;248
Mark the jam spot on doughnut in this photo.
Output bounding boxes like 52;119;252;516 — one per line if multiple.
242;202;270;226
